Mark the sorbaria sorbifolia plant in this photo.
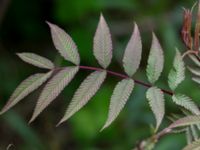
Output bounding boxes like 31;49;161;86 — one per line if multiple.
3;1;200;150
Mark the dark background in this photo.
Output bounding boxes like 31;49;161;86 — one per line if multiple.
0;0;199;149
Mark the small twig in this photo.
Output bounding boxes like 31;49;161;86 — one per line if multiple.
78;65;173;96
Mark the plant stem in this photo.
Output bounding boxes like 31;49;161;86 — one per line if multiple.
79;65;173;96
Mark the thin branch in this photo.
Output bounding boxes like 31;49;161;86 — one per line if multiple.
79;65;173;96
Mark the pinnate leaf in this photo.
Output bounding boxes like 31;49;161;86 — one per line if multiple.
168;49;185;90
102;79;134;130
58;70;107;125
172;94;200;115
146;33;164;84
29;66;79;123
17;52;54;69
93;14;112;68
123;23;142;77
47;22;80;65
146;86;165;131
0;71;53;115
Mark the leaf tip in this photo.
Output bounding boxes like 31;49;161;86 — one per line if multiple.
100;124;107;132
46;21;52;26
56;118;65;127
28;119;34;124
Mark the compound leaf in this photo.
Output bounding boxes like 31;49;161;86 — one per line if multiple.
93;14;112;69
172;94;200;115
168;49;185;91
146;33;164;84
0;71;53;115
58;70;107;125
123;23;142;77
29;66;79;123
17;52;54;69
47;22;80;65
146;86;165;131
102;79;134;130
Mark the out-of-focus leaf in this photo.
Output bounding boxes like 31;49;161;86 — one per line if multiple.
188;67;200;76
183;138;200;150
189;54;200;67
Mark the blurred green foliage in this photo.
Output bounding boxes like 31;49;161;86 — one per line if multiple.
0;0;199;149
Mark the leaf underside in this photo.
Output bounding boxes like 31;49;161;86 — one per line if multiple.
93;14;112;69
172;94;200;115
168;49;185;91
123;23;142;77
29;66;79;123
146;33;164;84
146;86;165;131
0;71;53;115
102;78;134;130
17;52;54;69
47;22;80;65
58;70;107;125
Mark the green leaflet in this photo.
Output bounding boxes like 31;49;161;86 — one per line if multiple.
168;49;185;91
102;79;134;130
123;23;142;77
29;67;79;123
146;33;164;84
146;86;165;131
93;14;112;69
58;70;107;125
172;94;200;115
183;138;200;150
0;71;53;115
47;22;80;65
17;53;54;69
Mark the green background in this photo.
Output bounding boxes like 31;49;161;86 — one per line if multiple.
0;0;199;149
